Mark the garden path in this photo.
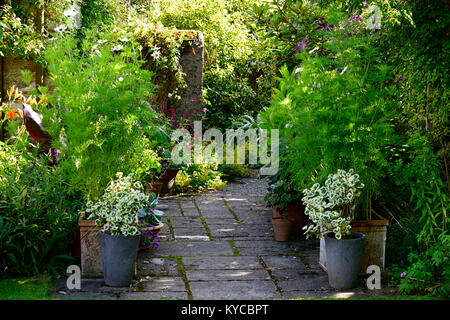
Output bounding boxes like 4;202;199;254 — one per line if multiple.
52;177;396;299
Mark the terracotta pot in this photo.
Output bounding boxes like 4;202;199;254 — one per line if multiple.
272;201;308;234
139;222;164;250
145;181;163;195
272;218;293;242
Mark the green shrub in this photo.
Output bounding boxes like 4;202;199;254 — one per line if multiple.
42;27;161;200
260;29;397;217
175;163;226;193
398;233;449;298
0;137;80;278
202;73;263;129
218;164;253;182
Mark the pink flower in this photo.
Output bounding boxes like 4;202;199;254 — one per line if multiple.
202;107;208;113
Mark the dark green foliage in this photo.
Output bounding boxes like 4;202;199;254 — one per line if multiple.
398;232;449;298
376;0;449;150
202;73;265;130
264;179;300;215
377;0;449;296
0;138;80;278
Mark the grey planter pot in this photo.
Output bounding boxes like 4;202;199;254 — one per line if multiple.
324;231;365;290
99;231;140;287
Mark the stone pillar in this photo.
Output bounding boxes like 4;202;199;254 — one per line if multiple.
176;31;204;119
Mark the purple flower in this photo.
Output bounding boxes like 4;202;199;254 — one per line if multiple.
293;36;308;53
50;148;60;166
400;272;406;278
348;14;362;23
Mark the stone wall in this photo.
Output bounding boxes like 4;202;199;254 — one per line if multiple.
1;56;45;99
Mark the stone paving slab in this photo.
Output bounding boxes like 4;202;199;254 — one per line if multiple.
277;274;332;292
197;208;234;219
186;270;271;281
172;227;209;238
52;278;129;299
178;198;197;209
189;280;281;300
181;207;200;216
232;211;273;224
195;196;227;205
204;217;237;225
140;241;234;257
170;216;204;227
137;257;179;276
260;255;308;270
232;240;295;256
209;224;273;240
135;276;186;292
280;290;337;299
54;278;131;294
53;291;119;300
120;291;189;300
182;256;261;270
232;240;291;249
162;206;183;217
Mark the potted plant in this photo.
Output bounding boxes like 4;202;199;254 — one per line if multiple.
154;150;181;195
137;192;165;250
264;179;309;234
302;169;366;289
85;172;151;287
271;212;293;242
